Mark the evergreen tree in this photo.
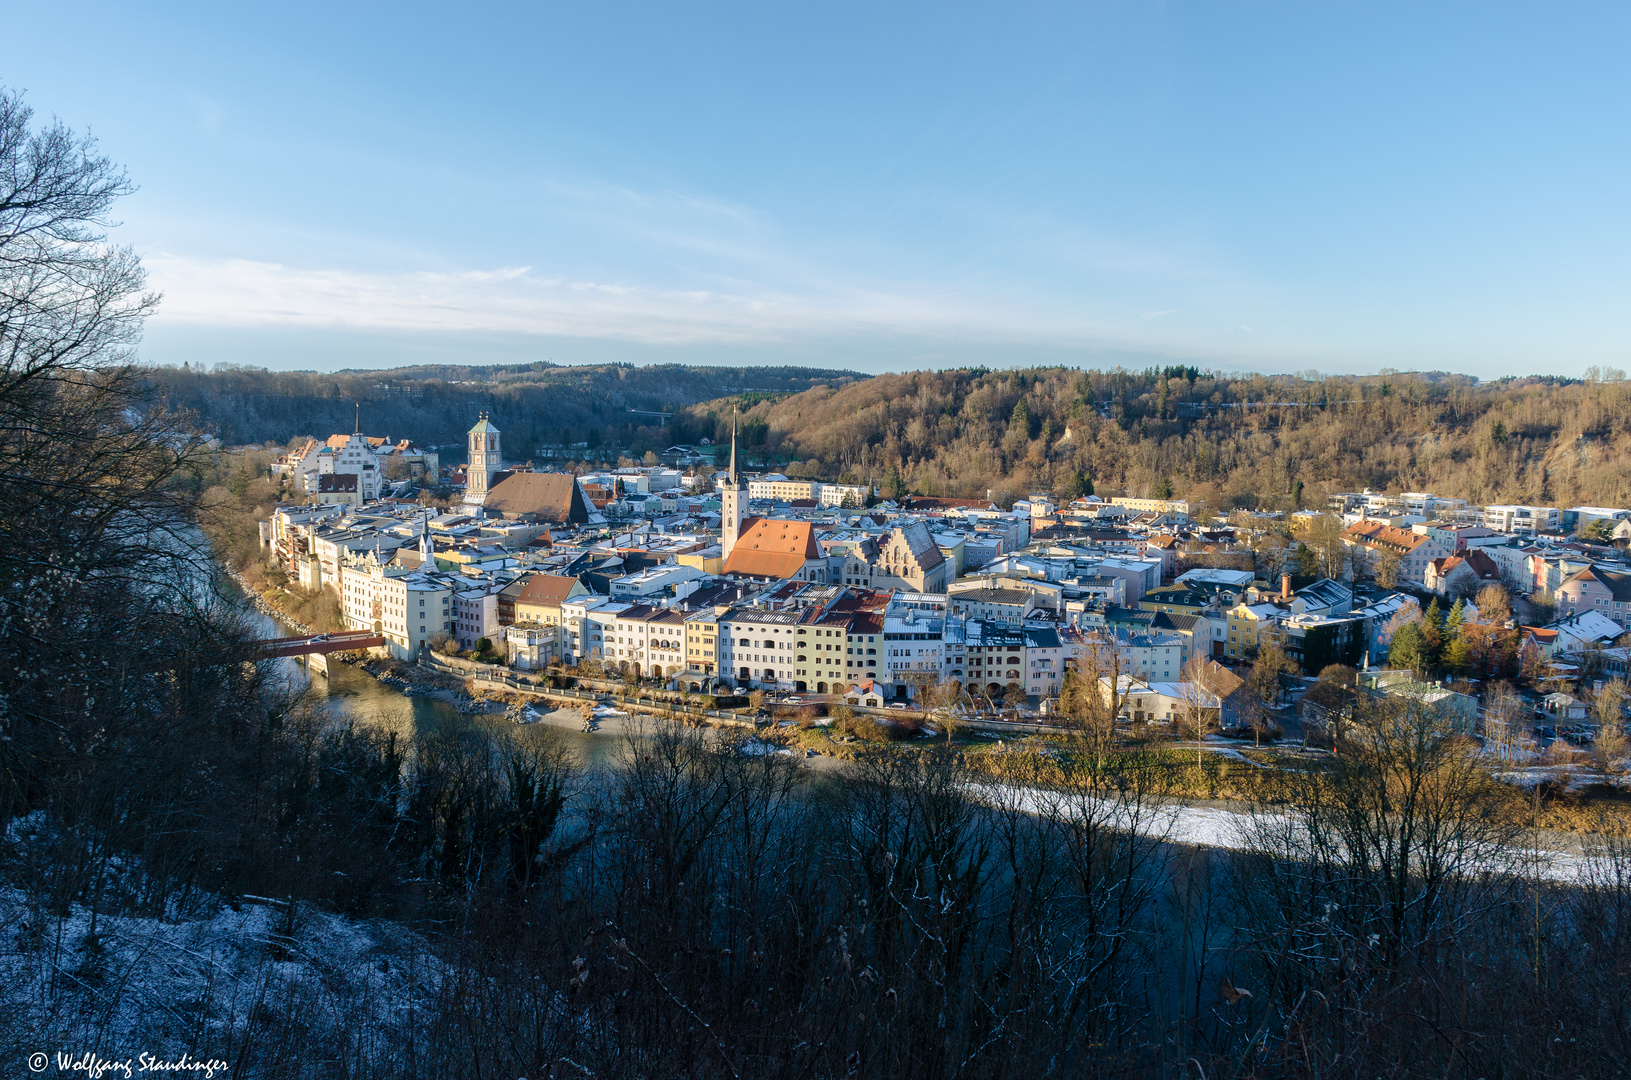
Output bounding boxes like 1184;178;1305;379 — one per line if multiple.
1296;542;1319;579
1010;397;1031;438
1389;622;1428;675
1447;598;1466;637
886;463;907;500
1444;636;1473;677
1421;599;1445;670
1156;475;1174;499
1424;597;1444;628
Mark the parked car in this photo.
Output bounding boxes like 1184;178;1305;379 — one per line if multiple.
1533;725;1557;740
886;703;907;711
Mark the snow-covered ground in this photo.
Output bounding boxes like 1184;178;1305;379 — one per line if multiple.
972;782;1626;885
0;885;440;1071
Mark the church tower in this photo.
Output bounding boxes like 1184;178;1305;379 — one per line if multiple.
464;413;502;507
720;411;746;562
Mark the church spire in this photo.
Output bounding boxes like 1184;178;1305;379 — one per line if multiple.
729;409;738;486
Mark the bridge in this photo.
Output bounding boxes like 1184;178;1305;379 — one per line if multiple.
253;630;387;659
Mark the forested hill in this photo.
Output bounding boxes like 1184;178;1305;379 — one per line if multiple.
676;367;1631;511
144;363;865;457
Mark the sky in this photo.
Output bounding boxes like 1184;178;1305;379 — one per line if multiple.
5;2;1629;378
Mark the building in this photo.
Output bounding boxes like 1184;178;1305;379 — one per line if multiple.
609;563;705;600
863;523;950;593
964;621;1027;698
512;573;590;630
309;431;385;503
1562;507;1631;535
1095;676;1219;725
720;415;748;564
609;605;689;680
682;610;722;683
505;623;558;670
1110;497;1191;519
876;602;944;699
338;554;452;660
1142;582;1243;617
560;596;626;664
1357;670;1477;735
819;482;871;508
1225;601;1282;661
1341;521;1450;586
1424;550;1502;597
1482;505;1559;534
722;518;827;581
1555;566;1631;630
483;472;593;524
1023;624;1067;698
451;583;504;650
719;606;801;689
795;607;859;695
948;588;1036;622
314;472;363;507
748;476;820;501
463;414;502;507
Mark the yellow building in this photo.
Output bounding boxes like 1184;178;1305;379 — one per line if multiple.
511;574;589;629
684;610;721;677
676;548;724;575
1111;496;1191;517
747;478;820;501
1225;601;1281;660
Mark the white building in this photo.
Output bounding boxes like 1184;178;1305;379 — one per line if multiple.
560;597;627;665
452;584;504;650
311;432;384;502
1482;505;1559;534
819;483;871;508
608;605;690;679
609;563;704;600
338;555;452;660
719;606;801;689
879;603;945;695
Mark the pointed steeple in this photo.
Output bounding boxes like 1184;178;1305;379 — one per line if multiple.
354;402;361;435
729;409;738;487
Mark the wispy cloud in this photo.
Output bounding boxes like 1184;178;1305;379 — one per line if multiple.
144;254;1026;346
143;252;1352;374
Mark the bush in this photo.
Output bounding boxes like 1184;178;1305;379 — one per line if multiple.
836;714;891;742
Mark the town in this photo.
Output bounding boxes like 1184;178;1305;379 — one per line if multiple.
253;411;1631;744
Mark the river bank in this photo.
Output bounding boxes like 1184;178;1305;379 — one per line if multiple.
224;564;314;636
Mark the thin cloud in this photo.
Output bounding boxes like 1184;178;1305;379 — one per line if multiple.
141;252;1354;370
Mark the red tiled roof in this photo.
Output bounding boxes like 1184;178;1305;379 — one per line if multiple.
513;573;584;609
723;519;822;578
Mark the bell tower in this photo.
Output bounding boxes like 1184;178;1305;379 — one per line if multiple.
720;411;746;562
464;413;502;507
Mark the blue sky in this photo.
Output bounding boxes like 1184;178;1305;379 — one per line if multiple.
6;2;1629;376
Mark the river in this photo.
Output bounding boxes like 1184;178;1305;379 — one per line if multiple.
228;577;1613;880
234;584;616;767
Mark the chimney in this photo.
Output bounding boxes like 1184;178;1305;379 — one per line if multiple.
1281;573;1292;601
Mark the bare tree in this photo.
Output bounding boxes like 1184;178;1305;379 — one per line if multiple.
1175;653;1220;767
1593;678;1628;776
